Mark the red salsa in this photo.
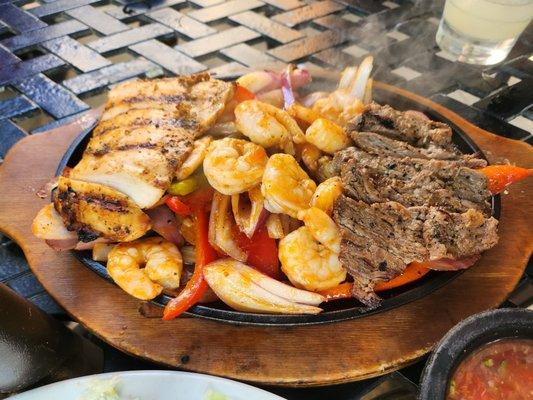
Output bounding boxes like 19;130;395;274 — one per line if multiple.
448;338;533;400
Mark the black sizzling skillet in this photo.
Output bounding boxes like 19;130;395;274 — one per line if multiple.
55;81;501;326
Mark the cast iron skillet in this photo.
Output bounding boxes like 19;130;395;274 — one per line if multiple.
419;308;533;399
55;83;500;326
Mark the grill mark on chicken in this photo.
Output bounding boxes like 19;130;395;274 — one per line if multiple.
83;194;130;213
93;116;196;137
123;94;192;104
88;142;159;156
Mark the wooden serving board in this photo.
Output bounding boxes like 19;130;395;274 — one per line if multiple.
0;83;531;387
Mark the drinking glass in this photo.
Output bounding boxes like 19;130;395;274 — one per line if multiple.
436;0;533;65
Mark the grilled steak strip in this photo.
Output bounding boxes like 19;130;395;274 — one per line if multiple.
349;131;487;168
339;149;491;213
334;196;427;308
348;103;454;148
333;195;498;308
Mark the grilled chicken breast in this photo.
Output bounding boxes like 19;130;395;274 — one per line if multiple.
53;177;151;242
70;74;234;209
36;73;233;244
101;74;234;133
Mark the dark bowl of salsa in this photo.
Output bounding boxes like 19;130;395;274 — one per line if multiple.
419;308;533;400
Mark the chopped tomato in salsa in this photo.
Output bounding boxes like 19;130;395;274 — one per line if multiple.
448;339;533;400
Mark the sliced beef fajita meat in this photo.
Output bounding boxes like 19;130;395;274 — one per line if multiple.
333;195;499;308
423;208;499;260
348;103;454;148
333;196;427;308
349;131;487;168
339;149;491;214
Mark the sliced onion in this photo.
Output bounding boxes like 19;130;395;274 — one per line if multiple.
281;64;296;109
32;203;77;240
266;214;284;239
301;91;328;108
204;259;323;314
338;66;358;90
45;238;78;251
363;78;373;105
290;68;311;89
208;191;247;262
206;121;239;137
91;242;115;261
231;186;266;238
149;194;169;209
181;245;196;265
349;56;374;100
145;205;184;246
180;216;196;245
75;237;110;251
426;255;480;271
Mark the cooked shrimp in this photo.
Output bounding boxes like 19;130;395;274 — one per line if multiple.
297;207;341;254
203;137;268;195
107;237;182;300
279;224;345;291
175;136;212;180
234;100;306;153
310;177;343;215
287;103;322;127
305;118;351;154
261;153;317;219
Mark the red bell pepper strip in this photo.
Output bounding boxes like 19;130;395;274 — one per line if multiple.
162;209;217;320
234;84;255;103
374;261;429;291
479;165;531;194
318;282;352;302
165;196;191;217
166;186;214;216
318;262;430;301
180;186;214;213
234;223;280;279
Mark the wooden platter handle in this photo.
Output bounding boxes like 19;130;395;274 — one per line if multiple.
0;96;531;387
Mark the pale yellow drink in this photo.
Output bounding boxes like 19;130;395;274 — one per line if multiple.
436;0;533;65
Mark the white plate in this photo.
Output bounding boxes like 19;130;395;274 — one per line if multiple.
9;370;285;400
